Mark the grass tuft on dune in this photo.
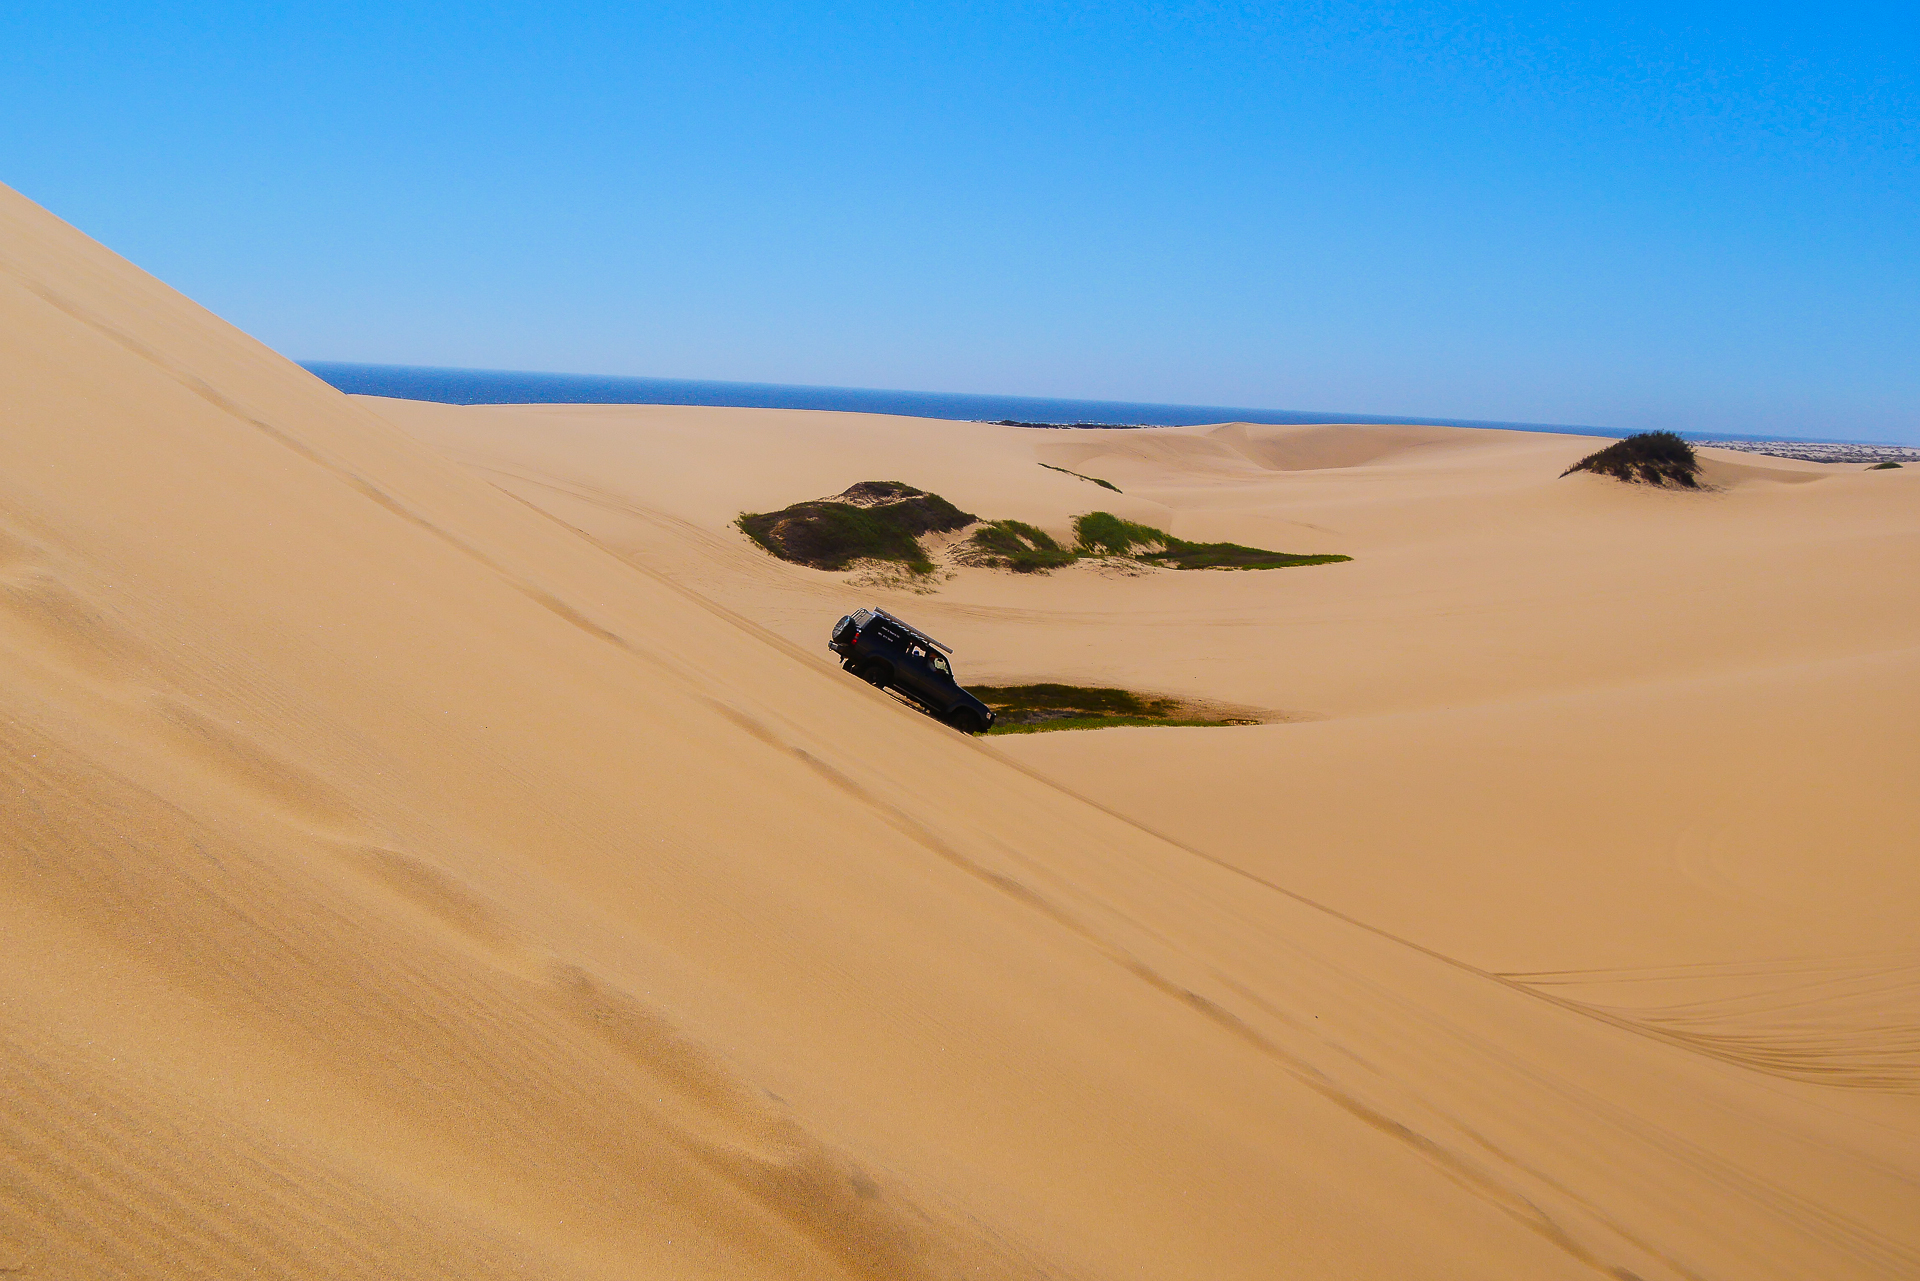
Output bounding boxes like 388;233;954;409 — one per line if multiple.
959;520;1080;572
1039;462;1122;491
1072;511;1351;570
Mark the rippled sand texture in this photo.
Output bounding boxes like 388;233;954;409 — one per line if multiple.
3;178;1916;1279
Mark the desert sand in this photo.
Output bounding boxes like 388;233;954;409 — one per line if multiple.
2;176;1916;1279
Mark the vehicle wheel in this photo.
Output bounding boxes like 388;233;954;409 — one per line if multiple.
947;708;987;735
856;660;890;688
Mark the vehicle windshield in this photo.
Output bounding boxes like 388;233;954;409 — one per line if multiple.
929;653;952;678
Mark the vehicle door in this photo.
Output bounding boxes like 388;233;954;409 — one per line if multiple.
895;642;940;707
925;650;958;705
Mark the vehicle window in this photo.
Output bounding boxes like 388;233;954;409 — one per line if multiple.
930;653;951;677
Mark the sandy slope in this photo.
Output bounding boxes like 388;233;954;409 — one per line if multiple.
378;399;1920;969
373;396;1920;1275
2;179;1915;1281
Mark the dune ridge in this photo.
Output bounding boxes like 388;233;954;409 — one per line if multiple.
3;179;1917;1279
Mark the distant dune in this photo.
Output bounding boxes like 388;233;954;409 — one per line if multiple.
4;177;1918;1280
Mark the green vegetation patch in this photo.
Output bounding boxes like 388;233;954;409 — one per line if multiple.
987;714;1240;734
1071;511;1351;570
741;485;1351;578
1562;431;1701;488
969;682;1264;733
1143;543;1352;570
1039;462;1122;492
738;482;975;573
973;683;1173;717
1869;461;1903;470
1071;511;1171;556
962;520;1080;573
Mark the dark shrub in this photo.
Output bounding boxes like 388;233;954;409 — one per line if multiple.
738;483;976;573
1562;432;1701;487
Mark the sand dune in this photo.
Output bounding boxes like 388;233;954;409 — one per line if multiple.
3;177;1917;1279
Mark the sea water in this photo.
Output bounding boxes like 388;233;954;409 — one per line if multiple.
300;362;1598;435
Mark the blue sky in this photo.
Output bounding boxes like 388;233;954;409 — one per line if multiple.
4;2;1916;440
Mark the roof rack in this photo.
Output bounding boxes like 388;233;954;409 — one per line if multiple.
854;606;953;654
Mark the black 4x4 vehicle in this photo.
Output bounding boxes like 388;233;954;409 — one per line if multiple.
830;608;996;734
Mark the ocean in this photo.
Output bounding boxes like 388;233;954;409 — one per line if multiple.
300;362;1606;436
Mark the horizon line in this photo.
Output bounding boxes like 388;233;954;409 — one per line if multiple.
300;361;1892;447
